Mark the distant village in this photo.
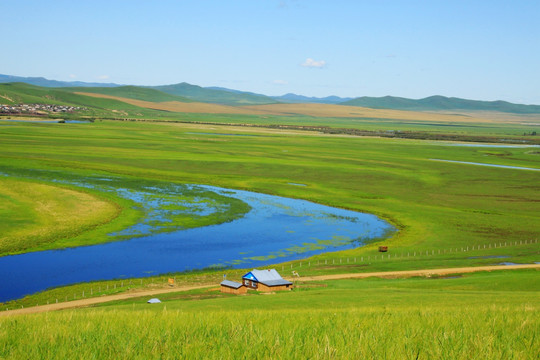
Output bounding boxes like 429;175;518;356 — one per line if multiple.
0;103;86;115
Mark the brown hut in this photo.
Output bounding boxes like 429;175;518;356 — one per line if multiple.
220;280;247;295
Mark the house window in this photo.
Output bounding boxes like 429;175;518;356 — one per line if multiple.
244;279;249;286
251;281;257;288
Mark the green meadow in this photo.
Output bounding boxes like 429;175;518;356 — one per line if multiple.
1;270;538;359
0;114;538;358
1;119;538;258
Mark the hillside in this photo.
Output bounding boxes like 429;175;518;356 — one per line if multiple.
0;83;183;119
63;86;192;103
341;95;540;114
273;93;353;104
150;82;278;106
0;75;277;106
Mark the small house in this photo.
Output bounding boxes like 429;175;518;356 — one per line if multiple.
220;280;247;295
242;269;293;292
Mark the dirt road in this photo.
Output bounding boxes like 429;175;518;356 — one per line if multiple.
2;264;538;317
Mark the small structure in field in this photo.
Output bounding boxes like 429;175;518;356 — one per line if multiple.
379;246;388;252
220;280;247;295
242;269;293;292
147;298;161;304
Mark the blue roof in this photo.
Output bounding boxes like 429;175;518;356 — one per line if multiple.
242;269;292;286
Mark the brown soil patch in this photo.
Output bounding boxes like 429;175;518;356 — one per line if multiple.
75;92;265;115
241;103;501;123
74;92;534;124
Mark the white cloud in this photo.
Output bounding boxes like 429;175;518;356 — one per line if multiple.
272;79;288;85
97;75;110;80
301;58;326;68
69;74;77;79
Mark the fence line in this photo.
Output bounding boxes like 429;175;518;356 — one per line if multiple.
279;238;538;272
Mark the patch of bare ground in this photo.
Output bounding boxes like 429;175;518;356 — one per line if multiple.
75;92;265;115
241;103;504;123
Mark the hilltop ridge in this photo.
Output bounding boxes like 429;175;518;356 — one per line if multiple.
1;74;540;113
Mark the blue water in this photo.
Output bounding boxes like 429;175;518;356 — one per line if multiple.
0;119;91;124
0;177;395;302
436;143;539;148
430;159;540;171
185;132;262;137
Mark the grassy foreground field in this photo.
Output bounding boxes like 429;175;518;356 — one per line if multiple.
0;270;537;359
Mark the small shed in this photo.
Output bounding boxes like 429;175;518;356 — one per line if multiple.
242;269;293;292
220;280;247;295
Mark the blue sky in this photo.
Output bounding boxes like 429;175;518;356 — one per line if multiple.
2;0;539;103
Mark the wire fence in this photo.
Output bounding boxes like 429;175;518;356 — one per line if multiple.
278;238;539;272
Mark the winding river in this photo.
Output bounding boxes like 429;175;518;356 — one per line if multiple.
0;173;395;302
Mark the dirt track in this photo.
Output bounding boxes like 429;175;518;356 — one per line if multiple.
2;264;538;317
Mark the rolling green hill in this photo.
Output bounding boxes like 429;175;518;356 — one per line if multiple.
0;83;183;119
63;86;193;103
151;82;278;106
341;95;540;114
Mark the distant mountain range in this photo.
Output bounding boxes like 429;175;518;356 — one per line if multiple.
0;74;120;88
1;74;539;113
341;95;540;114
271;93;353;104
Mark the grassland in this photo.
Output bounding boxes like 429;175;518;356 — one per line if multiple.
1;119;538;258
0;107;538;358
0;270;537;359
0;178;121;255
